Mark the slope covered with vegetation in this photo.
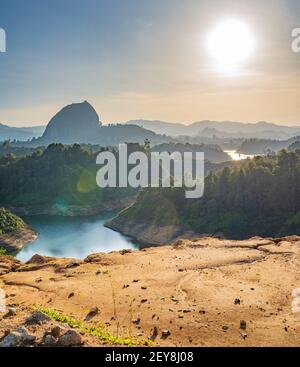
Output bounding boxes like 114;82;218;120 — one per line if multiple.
0;144;136;212
0;207;26;235
113;150;300;240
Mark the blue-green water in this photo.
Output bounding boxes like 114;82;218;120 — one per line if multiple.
17;214;138;262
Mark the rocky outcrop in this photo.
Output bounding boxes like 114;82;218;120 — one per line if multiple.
0;228;37;254
41;101;101;145
0;255;22;275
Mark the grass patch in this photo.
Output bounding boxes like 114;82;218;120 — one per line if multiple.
37;307;151;347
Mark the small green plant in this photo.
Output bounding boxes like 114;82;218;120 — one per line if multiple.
37;307;152;346
0;207;26;234
0;247;7;256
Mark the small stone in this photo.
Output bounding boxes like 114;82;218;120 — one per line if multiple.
119;249;132;255
241;332;248;340
183;309;192;313
234;298;241;305
58;330;82;347
68;292;75;299
149;326;158;341
85;307;99;320
222;325;229;332
35;277;43;283
161;330;171;340
25;311;51;325
51;326;62;338
95;270;101;275
89;306;99;314
132;318;141;325
123;284;130;289
42;334;57;346
66;262;80;269
240;320;247;330
141;286;147;290
141;299;148;304
133;279;139;283
199;310;206;315
137;332;143;337
3;307;16;319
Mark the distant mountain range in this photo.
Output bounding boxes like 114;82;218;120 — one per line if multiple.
35;101;164;146
0;124;45;141
126;120;300;140
2;103;300;143
0;101;235;163
4;100;300;161
238;136;300;155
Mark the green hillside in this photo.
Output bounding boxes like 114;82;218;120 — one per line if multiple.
0;207;26;235
114;150;300;240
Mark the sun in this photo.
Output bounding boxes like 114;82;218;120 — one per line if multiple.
206;19;255;75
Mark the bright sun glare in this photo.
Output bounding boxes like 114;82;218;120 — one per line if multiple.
206;19;255;75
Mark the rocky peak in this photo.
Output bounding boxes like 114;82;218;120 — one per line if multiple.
41;101;101;144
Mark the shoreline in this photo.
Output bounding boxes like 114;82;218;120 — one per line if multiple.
106;217;200;246
7;196;137;218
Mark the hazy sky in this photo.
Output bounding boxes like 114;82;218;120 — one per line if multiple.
0;0;299;126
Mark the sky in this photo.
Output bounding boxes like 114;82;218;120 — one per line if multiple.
0;0;299;126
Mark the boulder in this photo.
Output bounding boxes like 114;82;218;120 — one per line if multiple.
1;327;35;347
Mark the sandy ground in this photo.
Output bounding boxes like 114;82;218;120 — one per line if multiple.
1;236;300;347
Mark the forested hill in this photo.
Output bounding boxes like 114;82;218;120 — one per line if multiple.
110;150;300;240
0;144;136;214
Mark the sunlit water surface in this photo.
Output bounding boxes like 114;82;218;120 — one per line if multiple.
225;150;255;161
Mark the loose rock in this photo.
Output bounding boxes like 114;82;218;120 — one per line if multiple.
42;334;57;347
240;320;247;330
58;330;82;347
25;311;51;325
51;325;62;338
3;307;16;319
1;327;35;347
149;326;158;341
161;330;171;340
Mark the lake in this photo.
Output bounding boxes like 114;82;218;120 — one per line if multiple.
16;214;138;262
225;150;255;161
